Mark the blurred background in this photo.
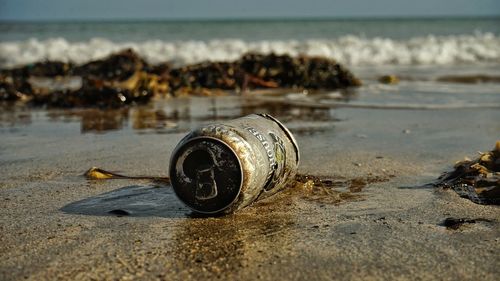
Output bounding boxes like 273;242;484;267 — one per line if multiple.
0;0;499;134
1;0;499;67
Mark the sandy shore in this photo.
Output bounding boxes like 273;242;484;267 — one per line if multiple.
0;93;499;280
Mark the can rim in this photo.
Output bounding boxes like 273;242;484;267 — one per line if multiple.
257;113;300;165
169;136;244;214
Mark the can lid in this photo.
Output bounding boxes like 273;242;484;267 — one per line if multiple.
169;137;243;214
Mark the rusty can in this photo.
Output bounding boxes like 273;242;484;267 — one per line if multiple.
169;114;300;214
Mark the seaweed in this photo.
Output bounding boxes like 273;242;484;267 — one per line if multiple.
436;141;500;205
71;49;146;81
1;61;73;78
0;49;361;107
378;75;399;84
442;217;493;230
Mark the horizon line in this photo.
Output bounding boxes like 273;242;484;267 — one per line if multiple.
1;14;499;24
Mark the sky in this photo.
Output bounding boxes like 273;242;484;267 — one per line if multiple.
0;0;499;21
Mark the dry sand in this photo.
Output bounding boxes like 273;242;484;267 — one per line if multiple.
0;96;499;280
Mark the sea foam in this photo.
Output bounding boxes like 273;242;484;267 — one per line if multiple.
1;33;499;68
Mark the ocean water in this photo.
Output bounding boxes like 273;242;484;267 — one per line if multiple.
0;18;499;67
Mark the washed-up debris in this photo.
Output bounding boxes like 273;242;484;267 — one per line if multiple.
0;49;361;108
151;53;362;94
30;74;166;108
436;75;500;84
0;79;25;101
436;141;500;205
378;75;399;84
169;114;299;214
442;217;475;230
72;49;145;81
1;61;73;78
0;75;35;100
239;53;361;89
85;167;127;180
1;49;169;107
442;217;492;230
84;166;170;182
168;61;243;95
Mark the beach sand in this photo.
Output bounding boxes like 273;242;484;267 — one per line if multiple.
0;87;499;280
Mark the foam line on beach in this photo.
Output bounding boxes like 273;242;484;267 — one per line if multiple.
1;33;499;68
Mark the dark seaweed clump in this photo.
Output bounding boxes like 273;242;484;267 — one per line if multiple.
441;217;492;230
1;49;167;108
436;141;500;205
0;49;361;108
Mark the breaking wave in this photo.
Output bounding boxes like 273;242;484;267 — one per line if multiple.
1;33;499;67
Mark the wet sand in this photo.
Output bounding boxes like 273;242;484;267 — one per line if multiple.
1;82;500;280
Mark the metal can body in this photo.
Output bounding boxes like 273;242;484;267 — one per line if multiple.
169;114;300;214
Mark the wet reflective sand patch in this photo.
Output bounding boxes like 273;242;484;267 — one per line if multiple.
70;169;386;218
61;185;188;218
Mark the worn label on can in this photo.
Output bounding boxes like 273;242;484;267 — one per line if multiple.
245;126;286;190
